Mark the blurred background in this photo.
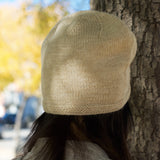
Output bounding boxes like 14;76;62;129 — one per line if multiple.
0;0;90;159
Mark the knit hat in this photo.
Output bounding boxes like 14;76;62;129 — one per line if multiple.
41;10;137;115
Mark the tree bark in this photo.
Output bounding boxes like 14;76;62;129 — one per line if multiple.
90;0;160;160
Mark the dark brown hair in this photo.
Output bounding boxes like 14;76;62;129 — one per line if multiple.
21;101;134;160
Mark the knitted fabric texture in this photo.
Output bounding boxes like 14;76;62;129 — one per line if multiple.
41;10;137;115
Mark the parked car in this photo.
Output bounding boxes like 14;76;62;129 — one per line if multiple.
0;105;6;139
3;104;17;125
21;96;40;128
1;96;40;128
0;118;4;139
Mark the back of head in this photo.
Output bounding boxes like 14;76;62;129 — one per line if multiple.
41;10;137;115
20;10;137;160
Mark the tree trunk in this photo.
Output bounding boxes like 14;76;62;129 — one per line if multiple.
14;94;26;148
90;0;160;160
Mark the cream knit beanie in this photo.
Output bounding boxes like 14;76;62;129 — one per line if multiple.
41;10;137;115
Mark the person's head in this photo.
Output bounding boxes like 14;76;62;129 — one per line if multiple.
23;10;137;160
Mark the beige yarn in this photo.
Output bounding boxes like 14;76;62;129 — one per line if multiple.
41;10;137;115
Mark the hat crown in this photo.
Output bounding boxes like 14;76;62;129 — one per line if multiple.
44;10;133;44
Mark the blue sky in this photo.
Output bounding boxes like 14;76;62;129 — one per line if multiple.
0;0;90;12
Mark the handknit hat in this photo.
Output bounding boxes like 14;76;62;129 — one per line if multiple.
41;10;137;115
